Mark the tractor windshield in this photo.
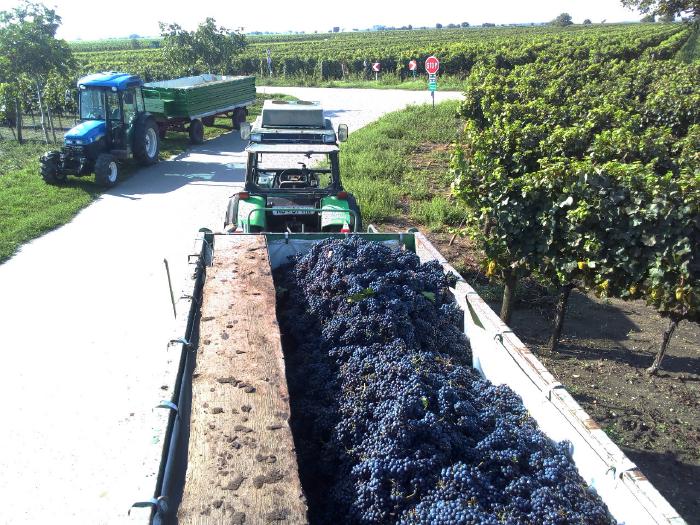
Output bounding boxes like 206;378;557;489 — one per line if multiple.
79;89;105;121
252;152;339;190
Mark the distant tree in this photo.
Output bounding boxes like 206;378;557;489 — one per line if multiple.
659;12;676;21
160;17;246;75
435;23;443;28
620;0;698;20
551;12;574;26
129;33;140;39
482;22;496;27
408;24;413;29
447;23;457;28
0;1;74;143
583;18;593;24
461;22;470;27
641;13;657;21
332;26;340;33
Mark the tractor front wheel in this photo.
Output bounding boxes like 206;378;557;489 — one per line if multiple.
94;153;119;187
40;151;66;185
134;118;160;166
189;119;205;144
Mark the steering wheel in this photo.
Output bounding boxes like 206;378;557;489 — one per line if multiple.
278;170;310;188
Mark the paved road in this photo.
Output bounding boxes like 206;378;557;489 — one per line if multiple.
0;87;462;524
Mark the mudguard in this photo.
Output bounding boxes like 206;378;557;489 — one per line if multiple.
321;196;352;230
237;195;267;232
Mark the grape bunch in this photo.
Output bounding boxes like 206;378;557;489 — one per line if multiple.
274;237;615;525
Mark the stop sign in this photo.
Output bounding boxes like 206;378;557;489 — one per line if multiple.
425;56;440;75
408;59;417;71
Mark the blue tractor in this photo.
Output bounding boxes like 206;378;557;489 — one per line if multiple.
40;72;160;187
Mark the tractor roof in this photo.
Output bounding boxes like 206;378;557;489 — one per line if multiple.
261;100;325;128
78;72;143;91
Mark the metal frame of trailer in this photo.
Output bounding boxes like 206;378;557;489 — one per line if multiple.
151;99;255;132
128;231;687;525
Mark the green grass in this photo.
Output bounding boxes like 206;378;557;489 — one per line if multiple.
340;101;467;226
257;75;467;91
0;93;295;263
677;27;700;63
0;141;100;262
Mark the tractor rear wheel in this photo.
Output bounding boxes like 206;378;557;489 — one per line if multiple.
134;118;160;166
94;153;119;187
232;108;247;130
189;119;205;144
40;151;66;184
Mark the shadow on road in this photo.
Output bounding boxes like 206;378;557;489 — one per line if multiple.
108;131;247;199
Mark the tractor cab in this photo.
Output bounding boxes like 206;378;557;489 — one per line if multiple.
41;72;160;187
72;72;145;153
226;98;359;233
224;143;361;233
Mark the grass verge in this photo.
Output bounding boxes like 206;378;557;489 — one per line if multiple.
339;100;466;227
0;93;295;263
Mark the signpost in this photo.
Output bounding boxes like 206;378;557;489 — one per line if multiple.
372;62;381;81
425;56;440;107
408;59;417;79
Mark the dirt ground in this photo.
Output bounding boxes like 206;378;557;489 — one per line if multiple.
384;224;700;524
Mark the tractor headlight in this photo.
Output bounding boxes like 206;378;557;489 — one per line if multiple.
323;134;336;144
250;133;262;142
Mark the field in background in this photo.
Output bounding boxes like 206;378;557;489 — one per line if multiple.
71;24;692;86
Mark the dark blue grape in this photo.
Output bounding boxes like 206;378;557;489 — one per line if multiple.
274;237;615;525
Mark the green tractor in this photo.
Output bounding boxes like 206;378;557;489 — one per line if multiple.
224;100;361;233
40;72;159;187
224;142;361;233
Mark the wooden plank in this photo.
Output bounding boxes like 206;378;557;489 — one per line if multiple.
177;235;308;524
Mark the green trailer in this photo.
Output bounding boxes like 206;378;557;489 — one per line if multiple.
142;74;255;144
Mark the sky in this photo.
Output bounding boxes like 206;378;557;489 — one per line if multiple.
0;0;643;40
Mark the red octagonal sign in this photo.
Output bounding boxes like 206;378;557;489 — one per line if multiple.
425;56;440;75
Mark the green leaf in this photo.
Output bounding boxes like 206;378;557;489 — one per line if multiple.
347;288;375;304
421;291;436;303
